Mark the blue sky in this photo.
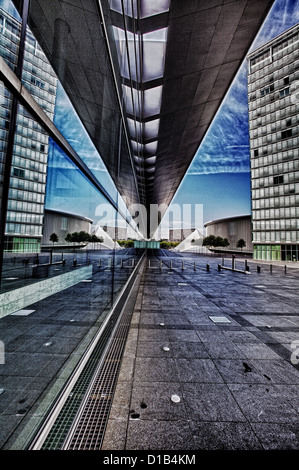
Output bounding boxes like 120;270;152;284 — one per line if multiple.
170;0;299;226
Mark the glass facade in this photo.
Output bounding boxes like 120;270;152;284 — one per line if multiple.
247;23;299;260
0;0;145;448
0;6;57;252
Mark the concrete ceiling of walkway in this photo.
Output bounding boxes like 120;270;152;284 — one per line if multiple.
15;0;274;234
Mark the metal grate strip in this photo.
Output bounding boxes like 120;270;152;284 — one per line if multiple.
28;253;145;451
39;316;117;450
64;316;131;450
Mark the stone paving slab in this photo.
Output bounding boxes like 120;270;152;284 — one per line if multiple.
102;252;299;451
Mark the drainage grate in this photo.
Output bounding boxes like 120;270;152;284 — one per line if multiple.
39;319;116;450
63;309;132;450
28;254;145;451
11;309;36;316
209;316;231;324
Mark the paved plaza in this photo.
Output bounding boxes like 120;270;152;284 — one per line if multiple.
102;251;299;451
0;250;299;451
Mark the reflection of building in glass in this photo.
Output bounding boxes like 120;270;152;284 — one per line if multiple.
247;23;299;261
42;209;93;247
0;7;57;252
102;226;127;241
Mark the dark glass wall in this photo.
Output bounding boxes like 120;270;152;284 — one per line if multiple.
0;0;143;449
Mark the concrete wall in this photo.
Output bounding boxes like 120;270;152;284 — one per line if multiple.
0;265;92;318
205;215;253;251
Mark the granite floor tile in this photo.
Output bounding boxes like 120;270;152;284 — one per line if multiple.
189;421;263;450
182;382;246;422
136;341;173;358
129;382;186;420
203;340;245;359
228;383;299;424
214;359;270;384
134;357;179;382
250;422;299;449
175;358;224;383
170;341;210;358
253;359;299;385
235;342;282;360
126;419;196;450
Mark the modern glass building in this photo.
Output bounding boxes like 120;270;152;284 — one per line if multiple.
0;7;57;252
247;23;299;261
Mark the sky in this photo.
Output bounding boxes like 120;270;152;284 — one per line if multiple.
169;0;299;228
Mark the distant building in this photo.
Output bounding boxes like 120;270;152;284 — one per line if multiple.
42;209;93;246
169;228;195;242
247;23;299;261
205;215;253;251
0;7;58;252
102;226;127;241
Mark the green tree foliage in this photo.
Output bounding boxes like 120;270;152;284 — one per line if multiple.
160;241;179;249
202;235;230;249
90;234;104;244
64;231;103;244
223;238;230;248
50;232;59;245
237;238;246;250
117;239;134;248
65;233;72;243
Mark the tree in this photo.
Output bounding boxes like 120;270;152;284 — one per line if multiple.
215;236;225;247
202;235;216;248
203;235;231;250
50;232;59;245
65;233;72;244
78;231;90;243
237;239;246;251
89;234;104;248
90;234;103;244
223;238;230;248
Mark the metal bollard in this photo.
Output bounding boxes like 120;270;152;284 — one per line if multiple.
149;260;151;268
73;259;77;267
160;260;162;270
232;255;235;270
170;260;172;270
218;264;221;271
285;265;287;274
206;263;210;271
257;265;260;273
270;264;272;274
99;258;101;268
194;262;196;271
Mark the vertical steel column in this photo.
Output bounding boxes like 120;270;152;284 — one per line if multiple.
0;0;30;288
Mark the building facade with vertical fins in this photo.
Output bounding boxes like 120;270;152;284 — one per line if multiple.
247;23;299;261
0;7;57;252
